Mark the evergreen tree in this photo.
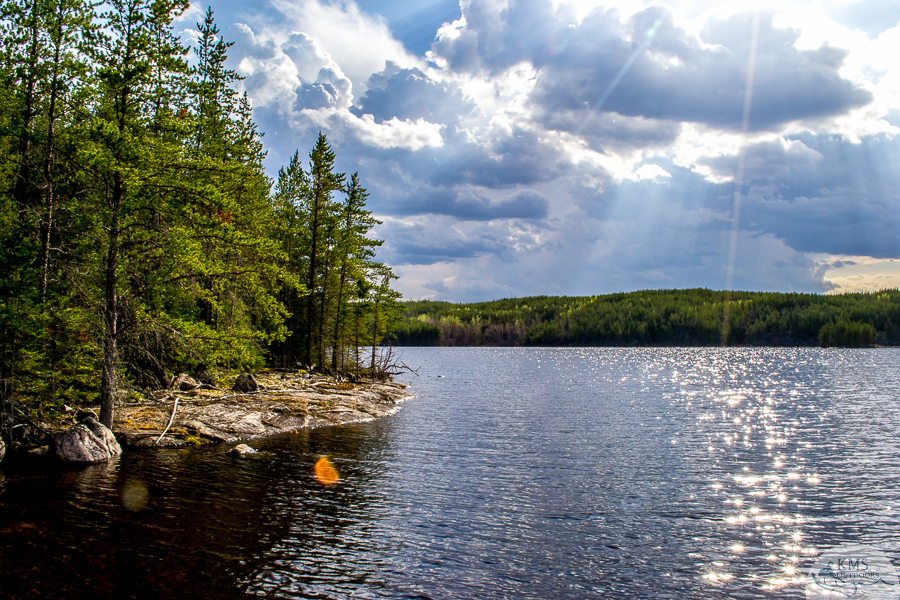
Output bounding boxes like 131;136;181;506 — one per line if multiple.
0;2;402;437
81;0;191;427
301;133;344;367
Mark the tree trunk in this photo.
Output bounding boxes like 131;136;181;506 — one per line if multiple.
304;187;320;367
40;14;65;298
14;6;41;220
354;305;360;379
330;261;347;371
99;174;122;429
317;257;331;368
371;298;378;382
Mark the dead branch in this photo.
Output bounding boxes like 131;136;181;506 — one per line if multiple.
155;395;179;444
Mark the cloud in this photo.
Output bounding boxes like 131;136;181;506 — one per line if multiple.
353;63;473;124
379;215;549;265
527;8;872;132
387;187;551;220
199;0;900;301
267;0;417;93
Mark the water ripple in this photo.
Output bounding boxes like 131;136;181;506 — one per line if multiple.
1;348;899;599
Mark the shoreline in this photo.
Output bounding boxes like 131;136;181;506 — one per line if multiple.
3;372;414;460
114;371;414;448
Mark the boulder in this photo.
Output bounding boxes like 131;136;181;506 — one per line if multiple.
227;443;257;457
54;416;122;463
172;373;201;391
196;368;219;387
0;435;5;462
232;373;259;393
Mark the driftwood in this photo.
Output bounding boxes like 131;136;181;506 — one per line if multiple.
155;395;179;445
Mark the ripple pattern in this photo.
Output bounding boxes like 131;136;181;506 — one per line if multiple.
1;348;899;599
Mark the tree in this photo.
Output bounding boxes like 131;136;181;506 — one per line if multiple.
81;0;191;427
0;2;402;436
329;173;381;371
301;133;344;367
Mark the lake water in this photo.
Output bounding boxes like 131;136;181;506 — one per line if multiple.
2;347;900;599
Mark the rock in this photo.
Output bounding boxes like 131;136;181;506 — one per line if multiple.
28;445;49;457
196;368;219;386
232;373;259;393
134;436;186;448
227;443;256;456
54;416;122;463
76;408;98;421
172;373;201;391
184;420;237;443
0;435;5;462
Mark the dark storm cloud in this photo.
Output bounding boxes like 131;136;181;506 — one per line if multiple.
697;139;823;183
741;188;900;258
741;136;900;258
205;0;898;299
428;126;573;188
430;0;558;74
542;109;682;153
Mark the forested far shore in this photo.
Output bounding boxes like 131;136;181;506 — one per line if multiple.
390;289;900;348
0;1;402;435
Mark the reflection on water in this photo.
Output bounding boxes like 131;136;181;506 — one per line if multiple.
1;348;899;599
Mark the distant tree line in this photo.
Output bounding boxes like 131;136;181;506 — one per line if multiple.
391;289;898;348
0;1;400;430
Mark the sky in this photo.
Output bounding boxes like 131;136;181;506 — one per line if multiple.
174;0;900;302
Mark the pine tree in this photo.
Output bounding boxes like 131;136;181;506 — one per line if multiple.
329;173;381;370
300;133;344;367
82;0;190;427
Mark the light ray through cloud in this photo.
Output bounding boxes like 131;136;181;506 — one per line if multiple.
725;9;762;293
201;0;899;301
576;17;664;137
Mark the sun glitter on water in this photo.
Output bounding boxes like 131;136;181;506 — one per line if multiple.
314;456;339;486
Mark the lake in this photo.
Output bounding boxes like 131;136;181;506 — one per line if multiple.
1;347;899;599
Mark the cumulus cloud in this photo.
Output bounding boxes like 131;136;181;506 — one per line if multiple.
199;0;900;300
526;8;872;132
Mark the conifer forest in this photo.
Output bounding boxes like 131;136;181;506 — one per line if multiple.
0;0;401;429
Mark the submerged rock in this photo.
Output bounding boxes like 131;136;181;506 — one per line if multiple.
28;445;49;457
232;373;259;393
54;416;122;462
227;443;256;456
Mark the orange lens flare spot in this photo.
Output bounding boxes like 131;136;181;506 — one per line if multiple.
314;457;339;486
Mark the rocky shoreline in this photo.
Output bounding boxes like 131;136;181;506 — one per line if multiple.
114;371;414;448
2;371;414;462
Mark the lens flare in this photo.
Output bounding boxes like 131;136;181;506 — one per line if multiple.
121;480;149;511
314;457;339;486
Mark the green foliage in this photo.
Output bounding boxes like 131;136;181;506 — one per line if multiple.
0;4;407;428
271;134;399;374
394;289;900;348
818;320;876;348
391;315;443;346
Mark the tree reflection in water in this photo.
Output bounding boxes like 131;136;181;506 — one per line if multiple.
0;422;399;600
